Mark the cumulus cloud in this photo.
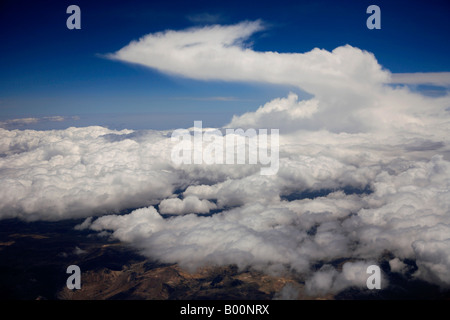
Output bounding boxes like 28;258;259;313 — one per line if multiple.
84;148;450;288
389;258;408;274
86;203;310;274
0;126;182;220
2;21;450;296
227;88;450;134
159;195;217;215
0;116;79;129
412;239;450;286
226;92;319;130
108;21;450;134
305;261;387;296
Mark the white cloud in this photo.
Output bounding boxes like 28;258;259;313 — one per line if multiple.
2;22;450;296
305;265;339;296
226;92;318;130
305;261;387;296
0;117;39;126
389;258;408;273
89;202;311;274
159;195;217;215
412;239;450;286
0;116;78;129
108;21;389;98
109;21;450;135
0;127;182;220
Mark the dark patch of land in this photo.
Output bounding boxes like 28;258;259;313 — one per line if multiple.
1;218;450;300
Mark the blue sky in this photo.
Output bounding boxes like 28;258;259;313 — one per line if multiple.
1;0;449;130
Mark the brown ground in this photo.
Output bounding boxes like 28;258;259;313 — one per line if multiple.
57;260;311;300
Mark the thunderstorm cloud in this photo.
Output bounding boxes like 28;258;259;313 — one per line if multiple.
2;21;450;295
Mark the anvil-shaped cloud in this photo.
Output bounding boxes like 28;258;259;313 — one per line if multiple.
108;21;448;134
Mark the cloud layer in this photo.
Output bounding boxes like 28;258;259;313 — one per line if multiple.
1;21;450;296
0;127;180;220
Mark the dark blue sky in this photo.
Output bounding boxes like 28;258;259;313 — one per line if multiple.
1;0;449;129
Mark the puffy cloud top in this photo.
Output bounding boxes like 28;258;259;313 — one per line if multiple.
2;21;450;295
109;21;389;96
